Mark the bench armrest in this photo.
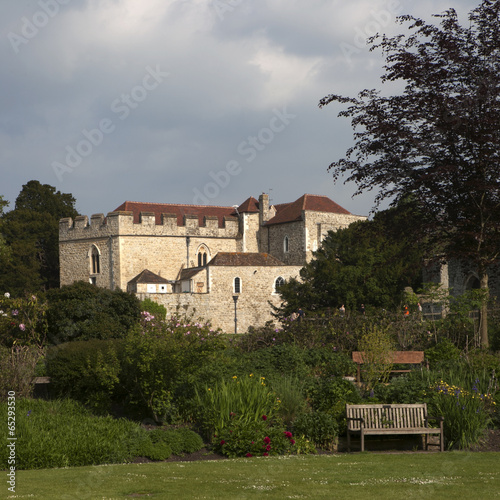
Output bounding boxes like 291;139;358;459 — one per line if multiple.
346;417;365;422
425;416;444;427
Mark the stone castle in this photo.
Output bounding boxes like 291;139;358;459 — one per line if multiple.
59;193;366;332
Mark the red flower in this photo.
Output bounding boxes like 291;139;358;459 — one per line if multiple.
246;453;253;457
220;440;226;445
263;452;269;456
266;444;271;451
263;436;271;444
290;439;295;445
262;415;267;421
284;431;292;438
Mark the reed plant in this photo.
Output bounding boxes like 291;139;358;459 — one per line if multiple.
193;374;280;440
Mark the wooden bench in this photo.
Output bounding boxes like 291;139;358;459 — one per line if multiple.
346;403;444;452
352;351;427;384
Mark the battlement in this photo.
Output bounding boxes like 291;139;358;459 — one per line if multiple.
59;210;240;240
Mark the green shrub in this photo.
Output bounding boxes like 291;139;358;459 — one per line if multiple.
292;411;338;450
0;399;175;469
45;339;123;414
425;339;461;369
307;377;362;434
140;298;167;321
149;428;204;456
212;418;315;458
46;281;141;343
122;317;226;423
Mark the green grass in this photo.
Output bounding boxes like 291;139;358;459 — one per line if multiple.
9;452;500;499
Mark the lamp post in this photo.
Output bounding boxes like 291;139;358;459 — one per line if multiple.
232;295;239;335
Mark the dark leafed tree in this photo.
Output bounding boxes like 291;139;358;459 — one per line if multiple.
276;201;425;314
319;1;500;347
0;181;79;294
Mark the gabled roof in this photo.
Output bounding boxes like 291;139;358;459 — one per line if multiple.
208;252;285;266
113;201;238;228
128;269;170;284
265;194;351;226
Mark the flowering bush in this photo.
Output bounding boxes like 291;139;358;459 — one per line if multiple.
122;315;226;423
0;292;47;347
428;380;496;449
212;418;314;458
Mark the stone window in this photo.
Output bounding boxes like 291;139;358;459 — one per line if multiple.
90;245;100;274
283;235;289;253
274;276;285;293
197;245;209;267
234;277;241;294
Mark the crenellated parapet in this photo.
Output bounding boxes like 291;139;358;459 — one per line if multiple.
59;210;241;241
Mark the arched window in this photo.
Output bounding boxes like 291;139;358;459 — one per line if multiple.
274;276;285;293
197;246;209;267
283;235;289;253
234;277;241;294
90;245;100;274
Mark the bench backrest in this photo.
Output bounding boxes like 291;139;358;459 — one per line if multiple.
346;404;428;430
352;351;425;365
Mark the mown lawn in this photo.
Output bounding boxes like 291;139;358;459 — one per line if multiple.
8;451;500;499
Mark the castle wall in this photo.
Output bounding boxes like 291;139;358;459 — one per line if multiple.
140;264;301;332
59;211;241;289
304;211;367;261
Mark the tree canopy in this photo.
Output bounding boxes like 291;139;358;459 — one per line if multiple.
0;181;79;294
320;1;500;346
277;202;425;314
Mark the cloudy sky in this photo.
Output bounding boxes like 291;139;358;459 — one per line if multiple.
1;0;474;219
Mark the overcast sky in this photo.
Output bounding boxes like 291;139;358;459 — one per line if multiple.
1;0;474;219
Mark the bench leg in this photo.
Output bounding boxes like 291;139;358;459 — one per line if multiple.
360;431;364;452
347;432;351;452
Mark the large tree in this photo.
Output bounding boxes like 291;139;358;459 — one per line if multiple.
320;1;500;347
277;202;425;314
0;181;79;294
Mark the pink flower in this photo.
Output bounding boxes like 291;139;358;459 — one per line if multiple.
19;324;26;331
12;309;18;316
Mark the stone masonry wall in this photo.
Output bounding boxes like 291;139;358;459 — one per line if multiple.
140;264;301;332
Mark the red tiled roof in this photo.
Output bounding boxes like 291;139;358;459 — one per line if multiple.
113;201;238;228
208;252;285;266
265;194;351;226
237;197;259;213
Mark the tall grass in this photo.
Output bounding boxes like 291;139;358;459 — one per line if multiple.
0;398;203;469
193;374;280;440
